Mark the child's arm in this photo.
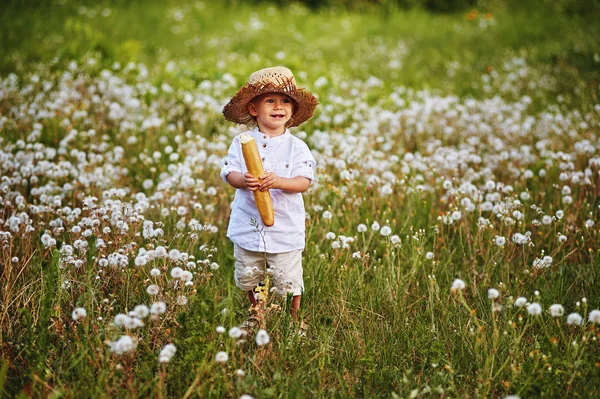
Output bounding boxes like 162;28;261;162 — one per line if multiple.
226;172;260;191
258;173;310;193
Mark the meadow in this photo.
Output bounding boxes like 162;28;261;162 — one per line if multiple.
1;0;600;397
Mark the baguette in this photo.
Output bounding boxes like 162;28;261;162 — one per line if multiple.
240;133;275;226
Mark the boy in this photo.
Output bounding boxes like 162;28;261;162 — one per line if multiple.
220;66;318;321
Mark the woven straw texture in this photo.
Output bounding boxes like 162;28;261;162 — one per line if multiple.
222;67;318;128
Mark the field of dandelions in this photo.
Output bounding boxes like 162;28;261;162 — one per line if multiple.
1;1;600;398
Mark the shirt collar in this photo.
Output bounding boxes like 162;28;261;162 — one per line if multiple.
253;127;291;144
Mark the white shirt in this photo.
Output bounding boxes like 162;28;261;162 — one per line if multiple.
220;128;316;253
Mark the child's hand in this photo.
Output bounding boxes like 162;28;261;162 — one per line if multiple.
258;172;280;191
243;173;259;191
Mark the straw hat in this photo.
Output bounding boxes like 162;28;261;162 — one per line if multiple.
222;66;318;128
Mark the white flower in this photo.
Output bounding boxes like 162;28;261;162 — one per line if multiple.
322;211;333;219
371;221;380;231
159;343;177;363
514;297;527;307
154;246;168;258
380;226;392;237
527;302;542;316
585;219;595;228
170;267;183;278
357;224;367;233
134;304;149;319
114;313;130;327
549;304;564;317
255;329;270;346
425;252;434;260
72;307;87;321
589;310;600;323
181;270;193;281
325;232;336;240
216;326;226;334
488;288;499;300
558;234;567;243
215;351;229;363
150;268;161;276
451;211;462;221
566;313;583;326
555;210;564;219
150;301;166;315
229;327;243;339
108;335;137;355
176;295;188;305
135;256;147;266
451;279;466;291
494;236;506;247
169;249;181;261
391;235;401;245
41;233;57;248
146;284;160;295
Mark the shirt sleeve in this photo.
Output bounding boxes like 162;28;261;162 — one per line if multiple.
220;136;243;183
291;139;317;183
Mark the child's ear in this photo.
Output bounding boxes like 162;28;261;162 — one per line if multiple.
247;102;258;117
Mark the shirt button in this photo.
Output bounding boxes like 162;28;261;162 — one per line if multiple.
263;135;267;139
261;158;265;161
262;144;267;148
286;164;289;168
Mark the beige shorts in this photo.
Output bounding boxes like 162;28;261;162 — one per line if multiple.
233;244;304;296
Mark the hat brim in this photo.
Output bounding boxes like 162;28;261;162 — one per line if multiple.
222;79;318;128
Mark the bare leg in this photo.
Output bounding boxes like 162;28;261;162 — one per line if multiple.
291;295;301;320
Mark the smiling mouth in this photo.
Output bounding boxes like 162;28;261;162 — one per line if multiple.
271;114;285;118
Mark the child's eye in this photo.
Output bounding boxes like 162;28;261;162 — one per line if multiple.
283;99;291;103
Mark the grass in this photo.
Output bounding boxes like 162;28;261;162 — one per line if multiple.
1;0;600;398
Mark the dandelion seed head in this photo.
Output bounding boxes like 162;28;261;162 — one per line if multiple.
150;301;166;315
215;351;229;363
488;288;500;300
527;302;542;316
567;313;583;326
146;284;160;295
72;307;87;321
451;279;466;291
229;327;243;339
589;310;600;323
549;304;564;317
514;297;527;307
255;329;270;346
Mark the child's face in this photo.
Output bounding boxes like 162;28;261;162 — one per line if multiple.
247;93;294;136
